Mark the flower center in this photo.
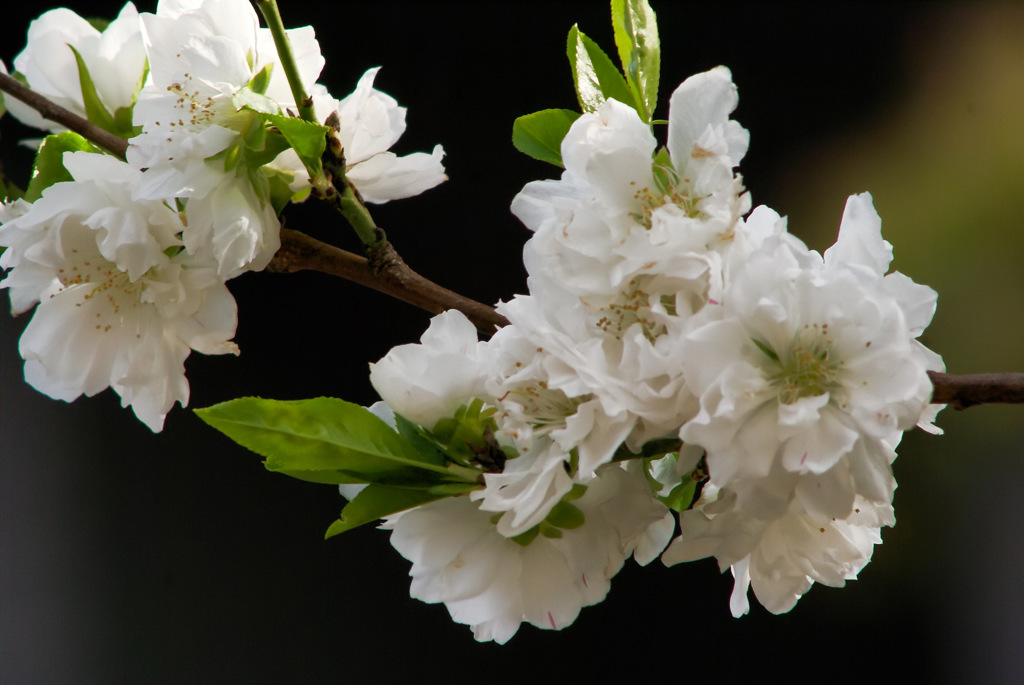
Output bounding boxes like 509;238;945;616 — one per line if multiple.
590;279;673;343
498;382;592;446
629;160;702;229
56;249;145;333
166;72;218;131
757;323;842;405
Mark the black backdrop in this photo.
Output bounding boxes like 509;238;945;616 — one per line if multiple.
0;2;1008;683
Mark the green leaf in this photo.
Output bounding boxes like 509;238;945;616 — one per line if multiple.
265;113;328;178
85;17;111;32
429;398;501;466
394;412;449;465
660;478;696;513
195;397;452;484
566;24;635;114
511;525;541;547
69;45;122;137
249;62;274;95
324;484;446;538
611;0;660;122
25;132;100;202
275;469;367;485
512;108;579;167
546;500;585;529
232;87;280;116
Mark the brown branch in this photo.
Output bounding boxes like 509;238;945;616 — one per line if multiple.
928;371;1024;410
0;72;128;159
2;71;1022;405
268;228;508;334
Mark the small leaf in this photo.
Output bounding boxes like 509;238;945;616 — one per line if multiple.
69;45;121;137
567;25;634;114
325;484;445;538
195;397;451;485
511;525;541;547
539;521;563;539
85;17;111;32
232;87;280;115
249;62;274;95
25;132;100;202
660;478;696;513
512;108;579;167
546;500;585;530
611;0;660;122
265;113;328;179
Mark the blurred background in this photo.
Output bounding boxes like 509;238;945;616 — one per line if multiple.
2;1;1023;683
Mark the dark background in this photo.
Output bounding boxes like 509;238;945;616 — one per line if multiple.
3;2;1024;683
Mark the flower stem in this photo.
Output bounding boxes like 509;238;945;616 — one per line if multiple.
253;0;317;123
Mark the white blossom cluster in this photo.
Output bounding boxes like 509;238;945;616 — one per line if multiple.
0;0;446;430
368;67;944;640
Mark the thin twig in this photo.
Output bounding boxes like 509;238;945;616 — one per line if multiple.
268;228;508;334
928;371;1024;410
1;69;1022;404
0;72;128;159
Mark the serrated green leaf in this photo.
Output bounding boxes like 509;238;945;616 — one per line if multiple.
265;113;327;178
512;108;579;167
325;484;445;538
567;25;635;114
195;397;451;485
25;132;100;202
611;0;660;122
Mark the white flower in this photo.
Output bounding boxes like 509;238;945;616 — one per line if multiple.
0;153;238;431
127;0;325;276
309;68;447;203
384;464;667;643
495;278;698;453
512;66;749;302
368;309;489;430
679;193;941;519
663;484;891;616
5;3;146;134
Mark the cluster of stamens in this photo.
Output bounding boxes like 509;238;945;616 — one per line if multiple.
498;381;591;447
629;161;703;230
54;248;144;334
592;280;668;342
162;71;217;131
760;323;843;405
